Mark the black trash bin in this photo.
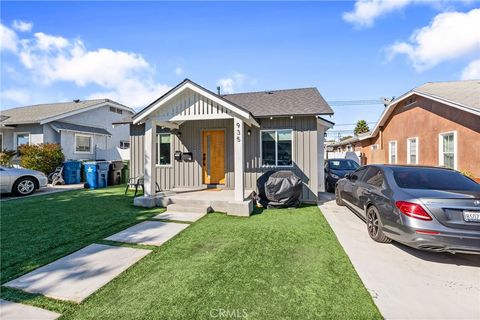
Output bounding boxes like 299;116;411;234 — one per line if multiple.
108;160;124;186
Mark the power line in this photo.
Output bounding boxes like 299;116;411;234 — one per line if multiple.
333;121;377;126
327;99;383;106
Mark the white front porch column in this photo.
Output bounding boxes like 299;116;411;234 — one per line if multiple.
233;116;245;202
144;119;157;197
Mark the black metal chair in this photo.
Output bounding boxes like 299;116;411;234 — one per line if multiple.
125;175;161;196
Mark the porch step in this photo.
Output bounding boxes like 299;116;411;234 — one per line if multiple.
165;203;212;215
167;198;212;207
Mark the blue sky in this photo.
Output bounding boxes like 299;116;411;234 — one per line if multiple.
1;1;479;137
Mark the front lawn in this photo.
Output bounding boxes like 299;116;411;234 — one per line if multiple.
0;185;163;283
1;186;381;319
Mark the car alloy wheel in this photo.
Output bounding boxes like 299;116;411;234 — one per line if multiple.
17;179;35;195
366;206;391;243
367;208;379;238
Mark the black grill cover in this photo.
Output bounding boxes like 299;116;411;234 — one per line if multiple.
256;171;302;208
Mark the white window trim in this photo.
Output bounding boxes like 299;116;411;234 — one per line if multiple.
438;131;458;170
119;140;130;149
74;133;93;154
388;140;397;164
406;137;419;165
156;132;173;167
14;132;31;150
260;129;294;168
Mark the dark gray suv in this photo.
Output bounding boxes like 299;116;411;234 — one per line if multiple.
335;165;480;254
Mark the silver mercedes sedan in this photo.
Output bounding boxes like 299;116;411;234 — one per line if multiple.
0;166;48;196
336;165;480;254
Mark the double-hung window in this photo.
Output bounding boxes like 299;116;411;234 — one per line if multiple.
156;133;172;166
388;141;397;164
407;137;418;164
439;132;456;169
75;134;93;153
261;129;293;166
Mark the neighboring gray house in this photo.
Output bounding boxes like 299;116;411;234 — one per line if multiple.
1;99;134;161
127;79;334;215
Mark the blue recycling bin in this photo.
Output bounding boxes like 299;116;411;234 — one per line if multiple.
63;161;81;184
84;162;98;189
84;161;110;189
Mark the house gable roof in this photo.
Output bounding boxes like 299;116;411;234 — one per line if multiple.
369;80;480;138
223;87;333;117
1;99;134;126
132;79;333;125
133;79;259;126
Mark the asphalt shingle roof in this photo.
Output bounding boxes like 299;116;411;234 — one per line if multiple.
413;80;480;112
1;99;125;125
50;121;112;136
222;87;333;117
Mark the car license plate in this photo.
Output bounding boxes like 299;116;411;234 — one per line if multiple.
463;211;480;222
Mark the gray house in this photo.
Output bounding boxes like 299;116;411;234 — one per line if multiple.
128;79;334;216
1;99;134;161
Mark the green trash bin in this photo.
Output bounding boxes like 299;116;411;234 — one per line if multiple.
121;160;130;184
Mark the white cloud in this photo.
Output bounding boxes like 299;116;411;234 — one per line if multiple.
174;67;184;76
0;23;18;52
387;9;480;71
1;22;171;108
343;0;413;28
12;20;33;32
461;59;480;80
217;73;248;94
1;88;31;105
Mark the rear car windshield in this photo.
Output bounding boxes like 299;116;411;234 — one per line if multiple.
328;160;360;170
392;167;480;191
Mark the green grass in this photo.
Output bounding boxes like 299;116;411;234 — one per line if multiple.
0;185;164;283
1;186;381;319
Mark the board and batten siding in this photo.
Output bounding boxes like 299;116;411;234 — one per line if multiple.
129;116;319;202
244;116;318;202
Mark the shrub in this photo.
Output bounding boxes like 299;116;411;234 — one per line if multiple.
18;143;64;174
0;149;17;166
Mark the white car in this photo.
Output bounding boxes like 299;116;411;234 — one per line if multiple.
0;166;48;196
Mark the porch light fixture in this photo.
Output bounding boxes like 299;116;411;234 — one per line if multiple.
247;129;251;136
270;116;273;120
290;116;294;119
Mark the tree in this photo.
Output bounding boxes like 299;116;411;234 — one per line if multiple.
354;120;370;135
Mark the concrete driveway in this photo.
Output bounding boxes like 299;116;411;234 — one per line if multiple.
1;183;84;201
318;193;480;320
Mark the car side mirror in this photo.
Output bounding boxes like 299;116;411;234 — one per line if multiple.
345;173;352;179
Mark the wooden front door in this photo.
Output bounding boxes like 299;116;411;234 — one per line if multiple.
202;130;225;185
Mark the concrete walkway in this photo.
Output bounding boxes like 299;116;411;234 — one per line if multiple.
318;193;480;320
0;299;61;320
105;221;190;246
5;244;150;303
154;211;206;222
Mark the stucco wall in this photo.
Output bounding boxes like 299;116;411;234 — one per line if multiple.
361;95;480;178
0;124;44;150
60;131;109;160
60;105;132;159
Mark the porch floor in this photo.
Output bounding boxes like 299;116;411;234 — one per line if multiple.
167;187;254;202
